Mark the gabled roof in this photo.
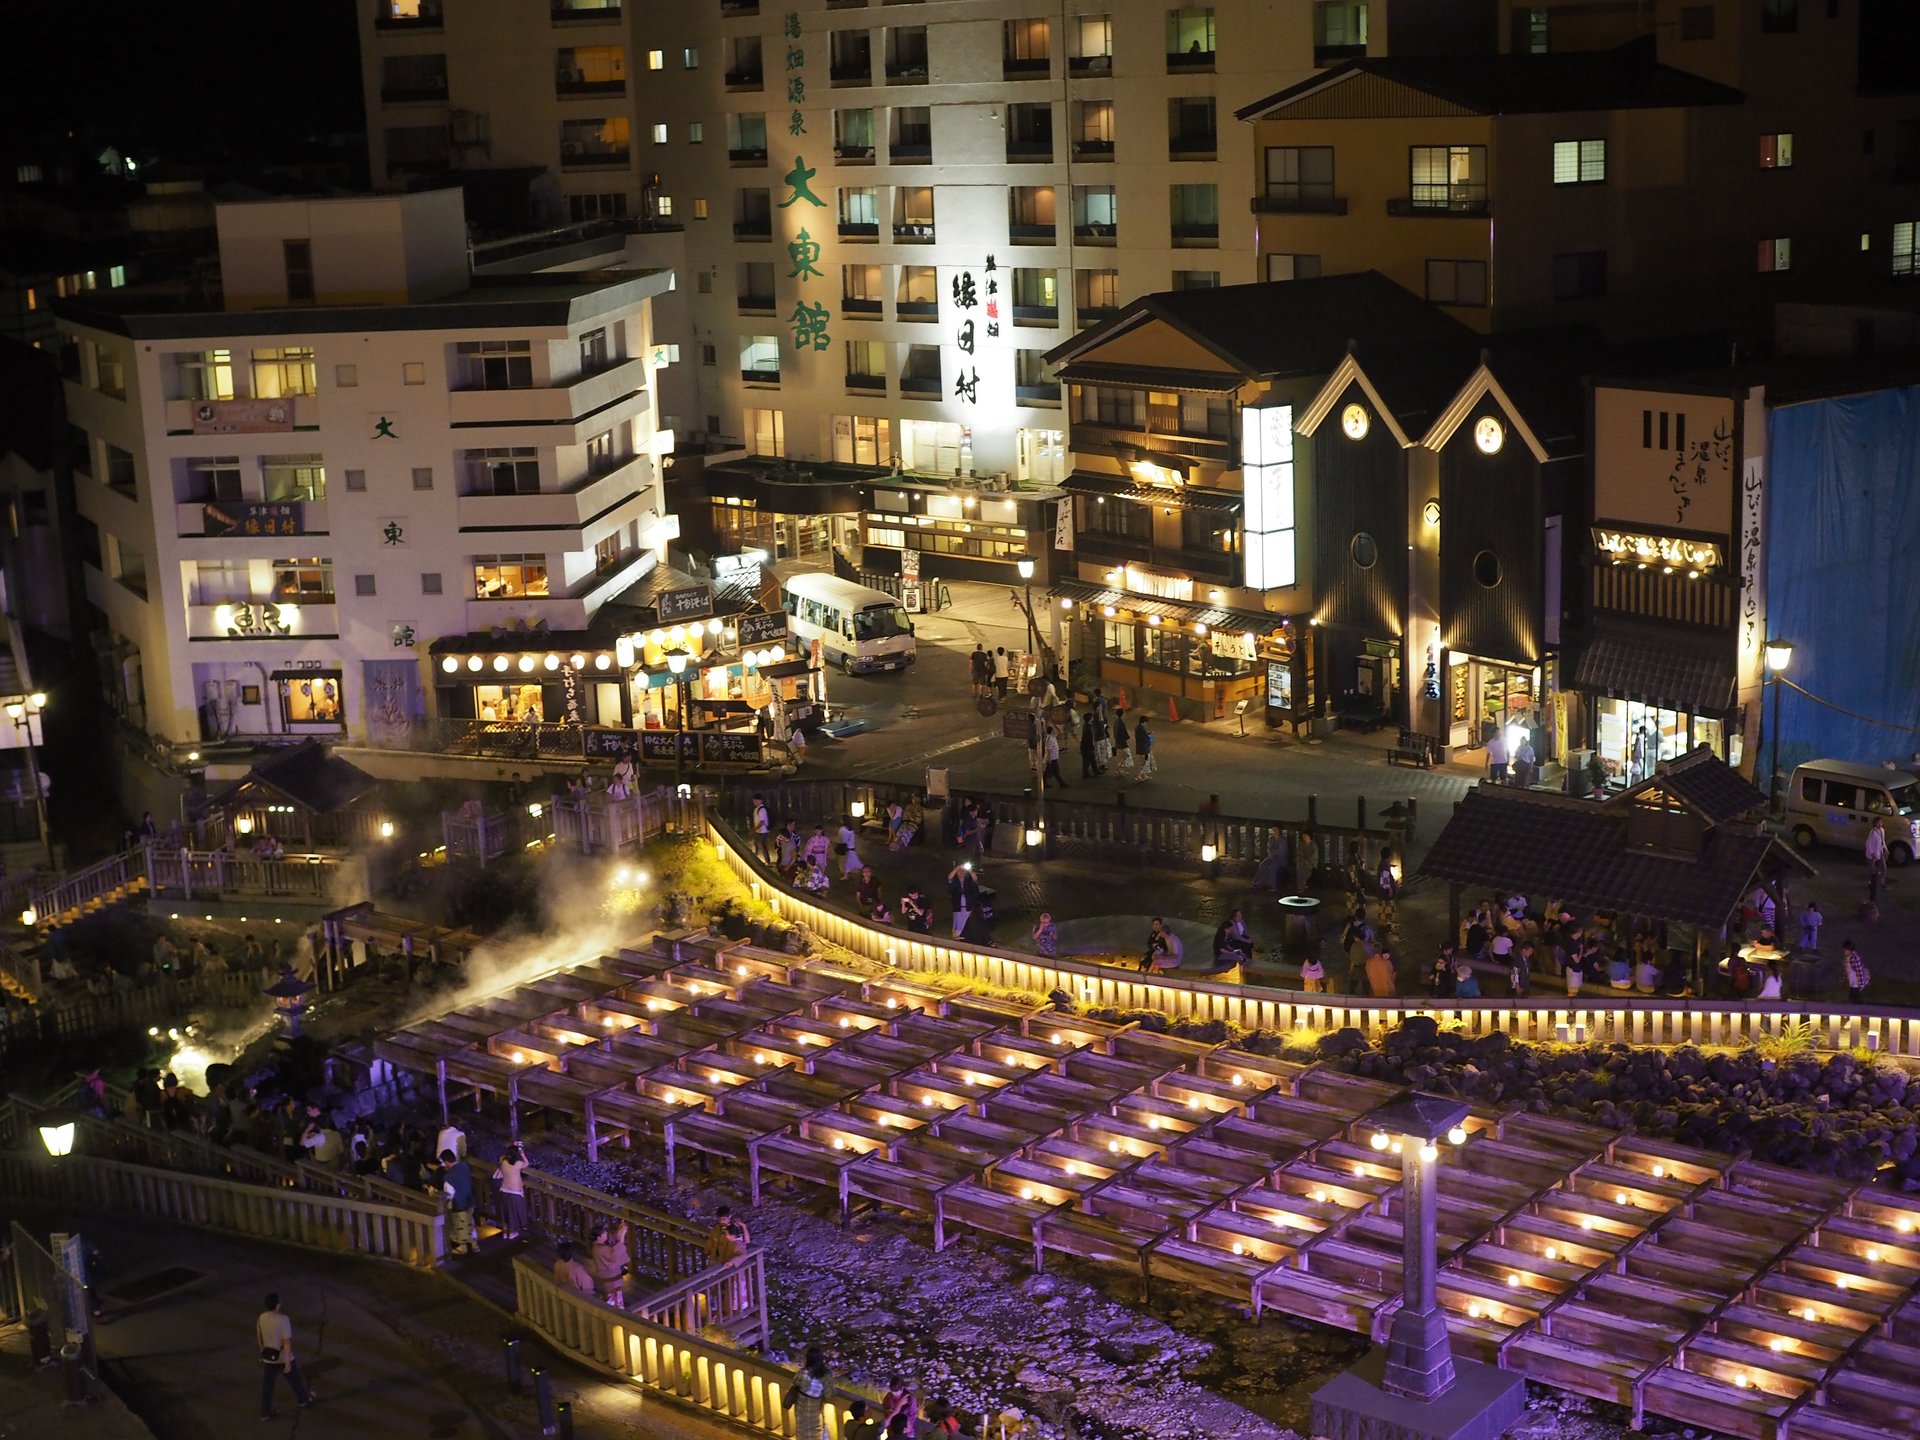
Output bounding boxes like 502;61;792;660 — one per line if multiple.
1417;780;1810;929
1046;272;1475;384
214;740;378;815
1297;338;1483;446
1611;746;1766;828
1237;37;1744;122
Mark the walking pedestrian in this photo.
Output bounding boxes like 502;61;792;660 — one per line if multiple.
1866;820;1890;903
1510;942;1534;998
1253;827;1290;891
1844;941;1870;1001
1079;714;1100;778
992;646;1011;699
492;1141;529;1240
591;1220;631;1307
1295;829;1319;892
1092;704;1112;772
256;1293;318;1420
440;1147;477;1254
1133;715;1156;781
854;866;882;917
1486;727;1508;784
1364;947;1397;998
1799;899;1823;951
1112;710;1133;775
775;821;799;875
837;817;862;877
1042;725;1069;788
969;644;990;699
783;1346;832;1440
751;795;773;861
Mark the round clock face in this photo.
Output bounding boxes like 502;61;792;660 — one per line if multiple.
1341;402;1370;440
1474;416;1505;454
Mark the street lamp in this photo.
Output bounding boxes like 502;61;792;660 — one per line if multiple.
1016;556;1039;659
39;1120;75;1159
1765;638;1794;817
665;649;691;793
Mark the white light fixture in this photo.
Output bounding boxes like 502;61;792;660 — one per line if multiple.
571;653;587;670
492;655;510;672
1059;597;1073;611
1448;1125;1468;1146
39;1121;75;1158
441;656;460;674
616;636;635;669
379;820;395;839
235;814;255;835
528;802;544;818
850;800;866;818
1024;826;1043;848
594;653;611;670
517;655;535;673
1370;1132;1390;1151
1200;842;1218;863
19;906;36;927
1423;499;1440;525
1017;557;1035;580
666;650;689;676
1765;638;1793;674
468;655;484;672
544;654;560;671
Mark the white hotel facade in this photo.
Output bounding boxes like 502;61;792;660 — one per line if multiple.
58;189;677;759
356;0;1360;480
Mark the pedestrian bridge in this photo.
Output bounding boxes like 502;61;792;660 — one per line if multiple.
373;924;1920;1440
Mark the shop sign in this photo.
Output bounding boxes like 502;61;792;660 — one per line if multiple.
737;610;788;646
203;501;304;538
900;548;922;613
1265;659;1294;712
191;398;292;434
1592;528;1723;571
658;584;713;622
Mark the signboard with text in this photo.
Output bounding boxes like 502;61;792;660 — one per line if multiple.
737;610;788;646
657;584;714;622
191;398;292;435
203;501;304;538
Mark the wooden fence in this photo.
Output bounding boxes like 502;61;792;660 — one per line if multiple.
729;777;1392;873
0;972;265;1066
706;817;1920;1059
28;843;347;929
514;1256;866;1438
0;1150;444;1267
548;787;679;855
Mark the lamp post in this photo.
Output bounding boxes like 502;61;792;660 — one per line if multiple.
7;692;52;867
1312;1093;1525;1440
1016;556;1038;660
1765;638;1793;817
665;649;691;794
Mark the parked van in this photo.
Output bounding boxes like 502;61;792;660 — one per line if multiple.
1784;760;1920;865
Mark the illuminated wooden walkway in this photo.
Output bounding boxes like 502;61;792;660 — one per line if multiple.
376;925;1920;1440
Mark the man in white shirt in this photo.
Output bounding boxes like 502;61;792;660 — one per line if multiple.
256;1293;317;1419
435;1122;467;1162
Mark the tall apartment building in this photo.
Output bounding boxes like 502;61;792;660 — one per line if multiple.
56;189;675;768
1241;0;1920;336
355;0;1425;480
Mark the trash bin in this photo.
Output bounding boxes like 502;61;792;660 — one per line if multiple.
1278;895;1321;956
60;1339;86;1403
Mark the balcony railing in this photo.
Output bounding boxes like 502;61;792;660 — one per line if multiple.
1068;54;1111;76
375;2;443;30
900;374;940;396
1072;139;1114;161
893;222;935;242
889;140;931;164
728;146;768;164
456;456;656;533
1073;222;1117;245
1005;141;1054;163
885;61;929;84
846;373;886;392
737;292;776;314
720;0;758;13
1315;42;1366;66
1252;192;1348;215
834;143;875;163
733;219;773;240
556;75;627;97
1390;191;1490;217
562;146;630;169
838;220;879;240
741;367;781;386
897;299;936;320
1009;223;1056;245
841;296;883;316
1172;222;1219;247
382;81;449;103
724;68;764;90
1169;133;1217;158
830;62;872;85
1012;304;1058;325
1016;382;1061;404
552;1;623;20
1003;56;1050;79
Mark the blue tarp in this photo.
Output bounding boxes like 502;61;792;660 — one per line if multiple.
1764;385;1920;773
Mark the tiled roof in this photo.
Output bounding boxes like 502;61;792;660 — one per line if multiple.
219;740;378;815
1417;782;1808;928
1061;472;1242;512
1573;620;1737;715
1613;745;1767;827
1052;579;1290;637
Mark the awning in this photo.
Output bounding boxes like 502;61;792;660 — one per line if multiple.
1061;471;1241;512
1052;578;1292;638
1572;620;1737;715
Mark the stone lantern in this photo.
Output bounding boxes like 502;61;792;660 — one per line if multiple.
264;963;314;1037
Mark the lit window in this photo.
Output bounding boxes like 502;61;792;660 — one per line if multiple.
648;50;664;69
22;288;35;311
1756;237;1792;273
652;123;668;144
684;47;699;69
109;265;126;287
1551;139;1606;184
403;362;426;385
1759;133;1794;169
251;346;317;398
473;555;550;599
1893;222;1917;277
690;122;705;143
694;198;709;219
657;195;674;216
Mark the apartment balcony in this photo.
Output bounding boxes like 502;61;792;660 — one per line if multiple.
897;300;937;321
561;145;630;170
900;374;940;397
456;455;655;533
448;354;649;426
174;498;333;539
838;220;879;241
719;0;758;14
186;600;339;642
1067;54;1112;77
551;1;622;21
889;140;931;164
1252;192;1348;215
1003;56;1050;80
1016;382;1061;405
1315;42;1366;66
1172;223;1219;248
724;68;764;91
733;219;773;241
846;372;887;394
885;62;929;85
375;2;442;31
1072;417;1232;461
163;395;318;435
1009;224;1056;246
1079;304;1117;323
1012;305;1058;326
741;366;782;386
834;143;875;164
1166;48;1214;72
893;222;935;243
382;81;449;104
841;297;883;317
737;291;777;314
1169;133;1217;160
830;63;872;86
556;75;627;98
1071;139;1114;162
1005;141;1054;164
1388;193;1491;218
729;146;768;166
1073;223;1117;246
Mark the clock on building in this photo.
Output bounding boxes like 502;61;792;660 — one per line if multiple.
1473;415;1505;454
1340;403;1369;440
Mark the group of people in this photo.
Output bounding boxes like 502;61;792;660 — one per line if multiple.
777;1347;969;1440
1071;689;1155;784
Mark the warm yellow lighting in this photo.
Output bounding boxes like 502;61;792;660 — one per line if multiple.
1231;1242;1245;1256
517;654;535;673
527;803;543;819
379;820;395;839
1419;1142;1438;1163
1615;1191;1628;1206
1024;826;1043;848
1390;1140;1403;1155
492;655;510;672
1765;638;1793;674
1801;1306;1818;1322
441;655;460;673
1230;1074;1244;1087
849;799;866;819
468;655;484;671
1506;1274;1520;1288
1899;1217;1915;1235
1108;1140;1121;1153
1447;1125;1468;1146
19;906;36;927
510;1050;526;1064
544;653;559;670
1370;1132;1390;1151
1734;1375;1751;1390
1770;1337;1791;1353
38;1122;75;1158
1580;1217;1594;1232
1311;1189;1328;1205
1019;1186;1034;1200
1652;1164;1666;1179
1867;1248;1882;1264
1049;1032;1063;1044
1544;1247;1558;1261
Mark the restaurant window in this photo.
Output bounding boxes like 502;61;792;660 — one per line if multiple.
1189;634;1249;677
473;555;550;599
251;346;317;397
281;674;343;726
1181;507;1233;554
476;684;544;723
1082;495;1151;541
1103;616;1137;661
1141;625;1181;669
272;558;334;601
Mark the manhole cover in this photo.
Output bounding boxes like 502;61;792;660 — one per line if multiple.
108;1266;206;1303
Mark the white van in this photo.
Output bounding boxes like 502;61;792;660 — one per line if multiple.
1784;760;1920;865
780;572;916;675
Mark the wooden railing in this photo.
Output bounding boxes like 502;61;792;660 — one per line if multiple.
515;1257;867;1435
0;1150;444;1268
0;940;41;1003
548;788;678;855
727;776;1391;872
707;818;1920;1059
28;842;347;928
27;847;140;926
0;973;265;1065
524;1168;712;1280
633;1248;769;1345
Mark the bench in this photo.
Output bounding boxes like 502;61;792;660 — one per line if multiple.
1387;728;1441;768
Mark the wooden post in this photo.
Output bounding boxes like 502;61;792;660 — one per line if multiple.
585;1097;600;1164
509;1073;522;1142
437;1057;450;1128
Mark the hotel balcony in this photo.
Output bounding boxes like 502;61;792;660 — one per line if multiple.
163;395;319;435
455;456;656;533
447;354;649;427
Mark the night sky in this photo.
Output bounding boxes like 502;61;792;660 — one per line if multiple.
1;1;364;167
